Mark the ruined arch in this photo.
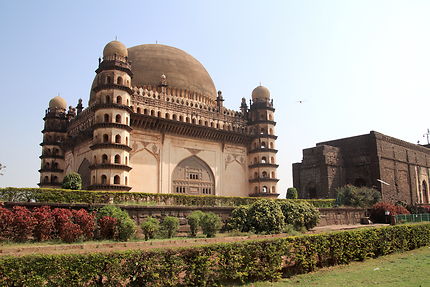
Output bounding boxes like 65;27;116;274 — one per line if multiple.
172;156;215;195
78;158;91;189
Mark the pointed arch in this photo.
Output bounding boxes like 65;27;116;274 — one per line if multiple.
172;156;215;195
78;158;91;189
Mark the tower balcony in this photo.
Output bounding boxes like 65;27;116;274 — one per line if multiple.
248;177;279;183
248;163;279;169
248;148;278;154
249;120;276;125
39;154;65;159
89;163;132;172
92;122;132;132
89;143;132;151
38;168;64;173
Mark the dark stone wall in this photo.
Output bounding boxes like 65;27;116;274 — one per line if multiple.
293;131;430;204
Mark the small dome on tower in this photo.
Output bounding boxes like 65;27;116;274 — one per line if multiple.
252;85;270;102
49;96;67;110
103;40;128;58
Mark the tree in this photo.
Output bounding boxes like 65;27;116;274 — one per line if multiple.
200;212;221;238
286;187;298;199
336;185;381;207
246;200;285;234
161;216;179;238
62;172;82;190
187;210;204;237
141;217;160;241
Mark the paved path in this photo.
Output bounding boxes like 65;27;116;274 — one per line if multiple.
0;224;387;257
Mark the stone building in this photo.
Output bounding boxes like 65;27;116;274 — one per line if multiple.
293;131;430;204
39;41;279;198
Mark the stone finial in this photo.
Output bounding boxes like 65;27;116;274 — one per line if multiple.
160;74;167;86
76;98;84;115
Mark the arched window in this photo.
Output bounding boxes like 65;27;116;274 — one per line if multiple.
261;142;266;149
254;186;258;193
254;172;258;179
126;117;129;125
172;114;177;120
114;175;120;184
116;96;122;104
144;109;148;115
101;175;107;185
44;176;49;183
117;76;123;85
114;154;121;164
115;135;121;144
125;176;128;185
52;176;58;183
272;186;276;193
261;157;267;163
115;114;121;123
254;157;257;164
102;154;108;163
269;142;274;149
157;111;161;117
103;134;109;143
151;110;155;116
105;95;111;103
137;107;141;114
269;128;273;135
271;157;275;164
106;76;111;84
165;113;170;119
271;171;275;178
262;171;268;178
104;114;110;123
93;155;97;164
179;115;183;121
127;99;129;106
125;137;129;145
186;117;190;123
125;156;128;165
92;176;95;184
53;148;58;155
423;181;429;204
45;162;50;169
262;186;268;193
260;128;265;134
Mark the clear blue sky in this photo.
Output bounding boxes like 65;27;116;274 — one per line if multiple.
1;0;430;197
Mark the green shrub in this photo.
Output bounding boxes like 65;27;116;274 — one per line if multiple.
97;205;136;241
246;200;285;234
61;173;82;190
140;217;160;241
187;210;204;237
1;223;429;286
286;187;298;199
225;205;250;232
336;185;381;207
200;212;221;237
280;201;319;230
161;216;179;238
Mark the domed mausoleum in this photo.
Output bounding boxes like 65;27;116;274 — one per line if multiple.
39;41;279;198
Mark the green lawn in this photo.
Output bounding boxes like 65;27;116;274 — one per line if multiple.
241;246;430;287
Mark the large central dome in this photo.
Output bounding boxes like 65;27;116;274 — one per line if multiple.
128;44;217;100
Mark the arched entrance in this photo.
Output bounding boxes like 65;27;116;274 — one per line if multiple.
172;156;215;195
354;178;367;187
306;182;317;199
78;159;91;189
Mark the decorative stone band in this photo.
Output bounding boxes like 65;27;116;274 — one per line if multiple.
248;163;279;168
89;164;132;172
249;120;277;125
38;168;64;173
40;141;63;146
251;134;278;140
131;114;253;145
96;59;133;76
89;143;132;152
92;122;133;132
92;83;133;94
41;128;67;133
91;103;133;113
248;177;279;183
248;148;278;154
39;154;65;160
87;184;131;191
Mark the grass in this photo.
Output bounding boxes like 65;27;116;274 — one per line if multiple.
240;246;430;287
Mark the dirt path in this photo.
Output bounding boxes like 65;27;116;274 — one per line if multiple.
0;224;386;257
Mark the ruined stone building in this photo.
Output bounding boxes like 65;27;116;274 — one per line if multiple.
39;41;279;198
293;131;430;204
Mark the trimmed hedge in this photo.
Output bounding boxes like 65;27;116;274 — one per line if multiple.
0;223;429;286
0;187;335;208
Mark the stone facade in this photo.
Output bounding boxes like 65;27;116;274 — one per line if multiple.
293;131;430;204
38;41;279;198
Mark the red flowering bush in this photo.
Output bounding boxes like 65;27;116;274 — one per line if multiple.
369;202;410;223
72;209;95;240
51;208;73;238
98;216;117;240
12;206;37;242
59;221;83;243
0;207;14;240
33;206;55;241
